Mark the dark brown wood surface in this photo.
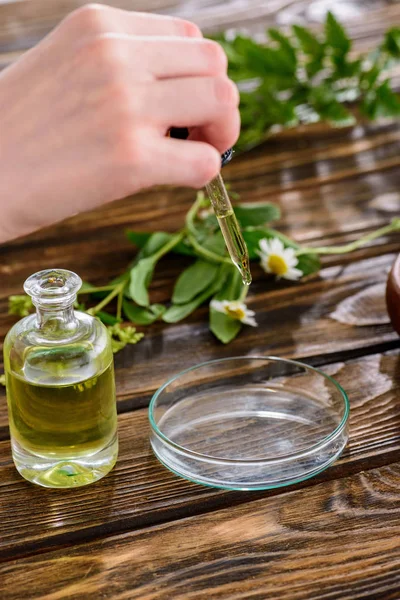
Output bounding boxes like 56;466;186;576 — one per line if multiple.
0;1;400;598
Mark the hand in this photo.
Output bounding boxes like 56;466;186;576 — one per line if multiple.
0;4;240;242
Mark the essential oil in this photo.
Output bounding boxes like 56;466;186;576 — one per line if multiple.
206;174;252;285
4;269;118;488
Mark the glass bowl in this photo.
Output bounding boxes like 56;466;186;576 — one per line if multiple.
149;357;349;490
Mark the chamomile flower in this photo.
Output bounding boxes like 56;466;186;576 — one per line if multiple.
258;238;302;281
210;300;258;327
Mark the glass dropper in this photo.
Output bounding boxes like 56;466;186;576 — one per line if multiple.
168;130;252;285
205;149;252;285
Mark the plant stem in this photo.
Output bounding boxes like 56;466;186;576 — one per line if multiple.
187;232;232;265
89;282;126;316
186;191;207;238
78;285;116;294
116;288;123;321
239;283;249;302
296;219;400;256
186;192;232;265
152;231;185;261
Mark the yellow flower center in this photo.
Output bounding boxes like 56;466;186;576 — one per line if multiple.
225;306;246;320
268;254;288;276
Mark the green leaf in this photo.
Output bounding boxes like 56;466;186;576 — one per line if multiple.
268;28;297;67
0;374;5;387
325;11;351;56
234;202;280;227
129;232;184;306
163;264;229;323
361;64;381;90
172;238;198;257
235;35;297;79
331;55;362;79
296;253;321;277
382;27;400;58
122;300;165;325
172;260;220;304
361;80;400;120
137;232;173;260
292;25;323;56
309;85;356;127
129;256;156;307
96;311;121;326
203;231;227;256
213;266;243;301
374;80;400;117
126;231;152;249
162;298;203;324
209;309;242;344
292;25;326;79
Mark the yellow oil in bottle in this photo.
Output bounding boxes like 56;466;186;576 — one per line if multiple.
6;363;116;459
6;362;118;488
4;268;118;488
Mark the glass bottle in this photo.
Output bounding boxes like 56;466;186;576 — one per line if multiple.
3;269;118;488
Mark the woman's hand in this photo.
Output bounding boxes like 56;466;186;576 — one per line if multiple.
0;4;240;242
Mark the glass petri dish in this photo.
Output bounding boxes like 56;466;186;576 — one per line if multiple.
149;357;349;491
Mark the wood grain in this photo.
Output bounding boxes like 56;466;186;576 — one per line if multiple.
2;461;400;599
0;350;399;560
0;0;395;51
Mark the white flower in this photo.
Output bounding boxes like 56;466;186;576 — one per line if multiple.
257;237;302;281
210;300;258;327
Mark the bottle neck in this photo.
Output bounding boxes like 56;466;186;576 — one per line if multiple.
36;302;78;335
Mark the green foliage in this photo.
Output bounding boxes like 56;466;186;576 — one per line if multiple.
234;202;281;227
129;257;156;307
8;295;33;317
212;15;400;149
107;323;144;354
122;301;165;325
325;11;351;56
172;260;220;304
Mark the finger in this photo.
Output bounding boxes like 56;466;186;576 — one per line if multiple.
188;108;241;154
65;4;203;39
139;76;239;149
104;35;227;79
140;138;221;188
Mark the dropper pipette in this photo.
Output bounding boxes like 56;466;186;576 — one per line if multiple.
169;130;251;285
205;149;252;285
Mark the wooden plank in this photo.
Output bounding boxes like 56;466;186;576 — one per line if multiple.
0;1;395;53
0;350;400;560
2;460;400;599
1;249;399;434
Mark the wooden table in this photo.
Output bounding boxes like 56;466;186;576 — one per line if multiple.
1;2;400;598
